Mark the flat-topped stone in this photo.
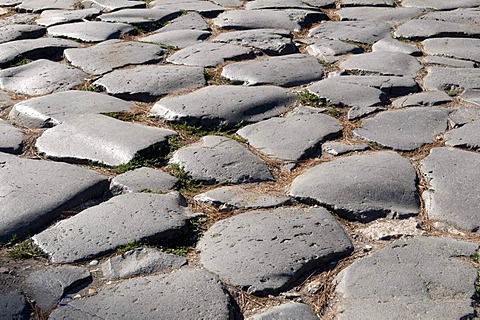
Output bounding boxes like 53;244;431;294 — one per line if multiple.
449;107;480;128
423;38;480;63
48;21;133;42
110;167;178;195
170;135;274;184
0;291;29;320
0;91;12;110
211;0;243;6
322;141;369;156
199;207;353;296
139;29;211;49
81;0;146;11
394;19;480;40
156;11;210;31
36;8;101;27
33;192;191;263
392;91;452;108
347;106;385;120
423;67;480;91
16;0;77;12
150;0;224;18
419;8;480;24
341;0;395;6
309;21;391;44
0;120;23;154
245;0;318;10
36;114;176;166
0;24;45;43
445;120;480;150
306;38;362;62
401;0;480;10
249;302;318;320
372;37;421;55
98;9;180;31
337;7;424;24
422;55;477;68
289;151;419;222
326;75;419;97
213;10;302;31
150;85;296;128
459;89;480;107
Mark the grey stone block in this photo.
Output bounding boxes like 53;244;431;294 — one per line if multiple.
445;120;480;150
0;291;29;320
422;55;477;68
372;37;421;55
150;0;225;18
309;21;391;44
459;89;480;107
322;141;369;156
213;10;302;31
394;19;480;40
98;9;180;31
16;0;77;12
156;11;209;31
110;167;178;195
139;29;211;49
401;0;480;10
423;38;480;63
0;119;23;154
448;106;480;127
341;0;394;6
249;302;318;320
423;67;480;91
306;38;362;62
48;21;133;42
337;7;423;24
392;91;452;108
0;24;45;43
81;0;146;11
36;8;101;27
327;75;419;97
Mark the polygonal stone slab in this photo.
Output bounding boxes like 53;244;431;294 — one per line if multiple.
36;8;101;27
448;107;480;127
49;269;234;319
445;120;480;150
326;75;419;97
110;167;178;195
170;135;274;184
401;0;480;10
394;19;480;40
98;9;180;31
213;10;302;31
139;29;211;49
245;0;319;10
306;38;362;62
48;21;133;42
36;114;177;166
16;0;77;12
337;7;423;24
392;91;452;108
423;38;480;63
353;107;451;151
64;40;166;75
372;37;421;55
0;120;23;154
0;153;108;242
0;24;45;43
341;0;394;6
156;11;209;31
334;237;478;320
33;192;191;263
289;151;420;222
249;302;318;320
82;0;146;11
0;60;87;96
423;55;477;68
150;85;296;128
322;141;369;156
198;207;353;296
221;54;324;87
460;89;480;107
423;67;480;91
309;21;391;44
151;0;225;18
419;8;480;25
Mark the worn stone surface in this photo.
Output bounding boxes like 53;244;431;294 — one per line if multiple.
0;291;29;320
337;7;423;24
322;141;369;156
445;120;480;150
347;106;385;120
98;9;180;31
341;0;394;6
394;19;480;40
249;302;319;320
36;8;101;27
449;106;480;127
0;24;45;43
110;167;178;195
151;0;225;18
327;75;419;97
82;0;146;11
357;217;426;240
422;55;477;68
156;11;209;31
423;38;480;63
214;10;303;31
392;91;452;108
306;38;362;62
459;89;480;107
198;207;353;296
0;119;23;154
423;67;480;91
372;37;421;55
245;0;318;10
139;29;211;49
48;21;133;42
309;21;391;44
16;0;77;12
401;0;480;10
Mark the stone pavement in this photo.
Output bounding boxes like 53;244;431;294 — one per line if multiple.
0;0;479;319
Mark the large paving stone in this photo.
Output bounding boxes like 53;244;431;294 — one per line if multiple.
16;0;77;12
150;0;225;18
419;8;480;24
309;21;391;44
341;0;395;6
36;114;177;166
334;237;478;320
322;141;369;156
421;147;480;231
245;0;319;10
47;21;133;42
64;40;166;75
337;7;424;24
460;89;480;107
423;67;480;91
289;151;419;222
170;135;274;184
221;54;324;87
139;29;211;49
0;91;12;110
0;153;108;242
448;106;480;127
372;37;421;55
327;75;419;97
33;192;191;263
156;11;210;31
150;85;296;128
36;8;101;27
110;167;178;195
306;38;362;62
211;0;243;6
353;107;451;151
0;120;23;154
93;64;206;101
423;38;480;63
98;9;180;31
391;91;452;108
198;207;353;296
0;59;87;96
249;302;318;320
82;0;146;11
213;10;303;31
347;106;385;120
166;42;254;67
49;268;234;319
9;90;134;129
237;106;342;161
445;120;480;150
0;290;29;320
0;24;45;43
401;0;480;10
422;55;477;68
394;19;480;40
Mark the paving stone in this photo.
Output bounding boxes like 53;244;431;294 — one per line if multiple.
334;237;478;319
0;153;108;242
0;13;36;26
24;266;91;311
306;38;362;62
423;38;480;63
0;290;29;320
421;147;480;231
198;207;353;296
0;91;12;110
392;91;452;108
347;106;385;120
249;302;318;320
0;119;23;154
237;106;342;161
64;40;165;75
459;89;480;107
150;85;296;128
337;7;424;24
98;9;180;31
0;0;20;5
401;0;480;10
423;67;480;91
445;120;480;150
221;54;324;87
194;185;291;210
0;60;87;96
341;0;395;6
301;0;336;7
213;29;296;55
9;90;134;129
33;192;191;263
82;0;146;11
101;248;187;280
419;8;480;24
372;37;421;55
150;0;225;18
211;0;243;6
166;42;254;67
36;114;176;166
213;10;303;31
36;8;101;27
110;167;178;195
170;135;273;184
309;21;391;44
289;151;419;221
322;141;369;156
329;75;419;97
139;29;211;49
394;19;480;40
449;107;480;127
340;51;422;77
156;11;210;31
49;268;234;319
47;21;133;42
93;65;206;101
357;217;426;240
0;24;45;43
16;0;77;12
422;55;477;68
245;0;319;10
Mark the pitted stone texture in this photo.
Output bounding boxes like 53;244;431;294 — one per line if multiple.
9;90;134;129
82;0;146;11
0;291;29;320
419;8;480;25
401;0;480;10
449;107;480;127
33;192;190;263
237;106;342;161
93;65;205;101
139;29;211;49
213;29;296;55
322;142;369;156
357;217;425;240
171;135;273;184
0;13;36;26
353;107;450;151
306;38;362;62
166;42;253;67
151;0;224;17
25;266;91;311
328;75;419;97
199;207;352;296
392;91;452;108
49;268;233;319
64;40;166;75
0;153;108;242
309;21;391;44
150;85;296;128
335;237;478;320
98;9;180;31
36;8;101;27
340;52;422;77
48;21;133;42
36;114;176;166
445;120;480;150
16;0;77;12
194;185;291;210
423;67;480;91
101;248;187;280
394;19;480;40
289;151;419;222
213;10;303;31
0;120;23;154
337;7;423;24
249;302;318;320
460;89;480;107
110;167;178;195
221;54;324;87
245;0;318;10
372;37;421;55
423;38;480;63
422;55;476;68
156;11;210;31
0;60;86;96
421;147;480;231
0;24;45;43
341;0;394;6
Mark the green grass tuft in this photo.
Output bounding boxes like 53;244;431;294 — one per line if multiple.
9;239;45;260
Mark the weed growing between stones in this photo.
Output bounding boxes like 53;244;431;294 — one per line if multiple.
116;241;143;254
82;84;102;92
204;68;234;85
102;111;142;122
169;121;247;143
341;39;371;52
298;89;322;107
9;239;45;260
12;56;30;67
445;89;463;97
165;163;202;193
